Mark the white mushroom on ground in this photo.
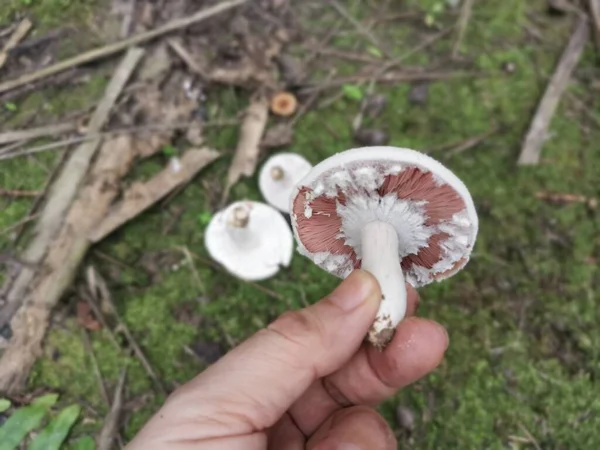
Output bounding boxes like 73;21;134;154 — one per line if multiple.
205;200;293;281
289;146;479;349
259;153;312;213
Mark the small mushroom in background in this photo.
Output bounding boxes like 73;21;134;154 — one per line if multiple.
290;146;478;349
270;91;298;117
259;152;312;213
205;200;293;281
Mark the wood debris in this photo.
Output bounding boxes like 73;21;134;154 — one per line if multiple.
0;0;248;95
590;0;600;47
223;93;270;201
452;0;474;57
0;18;33;70
97;368;127;450
0;189;41;198
0;122;77;146
517;17;590;165
0;47;145;332
536;191;598;208
89;148;220;242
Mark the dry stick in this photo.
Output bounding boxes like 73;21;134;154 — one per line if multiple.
222;94;269;204
97;367;127;450
329;0;388;56
89;266;167;396
518;17;590;166
0;189;41;198
0;48;144;333
452;0;475;58
589;0;600;46
167;38;208;77
437;127;500;159
80;288;122;351
0;214;40;238
81;329;111;406
0;18;33;70
0;0;247;95
0;120;238;161
0;122;77;146
89;148;219;242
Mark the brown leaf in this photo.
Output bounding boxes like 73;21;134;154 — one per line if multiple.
76;301;102;331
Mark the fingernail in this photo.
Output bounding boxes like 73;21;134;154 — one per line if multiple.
328;270;379;311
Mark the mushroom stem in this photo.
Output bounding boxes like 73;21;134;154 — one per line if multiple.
361;220;407;349
226;205;258;249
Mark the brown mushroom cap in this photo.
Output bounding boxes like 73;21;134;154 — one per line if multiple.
270;91;298;117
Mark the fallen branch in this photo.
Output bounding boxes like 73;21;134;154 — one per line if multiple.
517;17;589;165
0;122;77;146
0;47;144;332
0;0;247;95
428;127;500;158
452;0;475;57
0;18;32;70
222;93;269;202
97;367;127;450
0;133;139;394
536;191;597;208
89;148;220;242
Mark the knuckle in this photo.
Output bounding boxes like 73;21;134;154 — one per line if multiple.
267;308;327;353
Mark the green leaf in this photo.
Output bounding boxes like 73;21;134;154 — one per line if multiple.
162;145;177;157
70;436;95;450
198;211;212;226
342;84;363;101
0;399;10;414
29;405;81;450
425;13;435;27
366;46;382;58
0;394;58;450
4;102;17;112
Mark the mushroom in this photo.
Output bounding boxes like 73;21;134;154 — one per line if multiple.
259;152;313;213
270;91;298;117
289;146;478;349
205;200;293;281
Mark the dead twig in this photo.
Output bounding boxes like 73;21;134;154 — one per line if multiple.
0;0;247;95
0;123;77;146
0;18;33;70
589;0;600;48
536;191;597;208
518;17;590;165
0;120;237;162
222;93;270;203
0;189;41;198
88;266;167;396
81;329;110;405
452;0;475;58
429;127;500;158
0;48;144;334
89;148;220;242
0;213;40;238
167;38;207;78
517;423;542;450
97;367;127;450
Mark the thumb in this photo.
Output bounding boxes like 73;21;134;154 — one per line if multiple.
148;270;381;441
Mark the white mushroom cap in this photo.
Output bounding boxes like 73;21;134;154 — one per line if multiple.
205;200;293;281
259;153;313;212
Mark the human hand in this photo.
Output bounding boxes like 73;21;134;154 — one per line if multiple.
127;270;449;449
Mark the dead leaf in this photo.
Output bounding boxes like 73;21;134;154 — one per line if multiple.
76;301;102;331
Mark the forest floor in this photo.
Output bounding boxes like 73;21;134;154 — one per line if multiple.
1;0;599;448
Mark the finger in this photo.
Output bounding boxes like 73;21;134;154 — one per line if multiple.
405;283;420;316
289;317;448;435
306;406;396;450
140;270;382;442
267;414;305;450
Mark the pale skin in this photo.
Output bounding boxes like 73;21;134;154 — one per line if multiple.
127;270;449;449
